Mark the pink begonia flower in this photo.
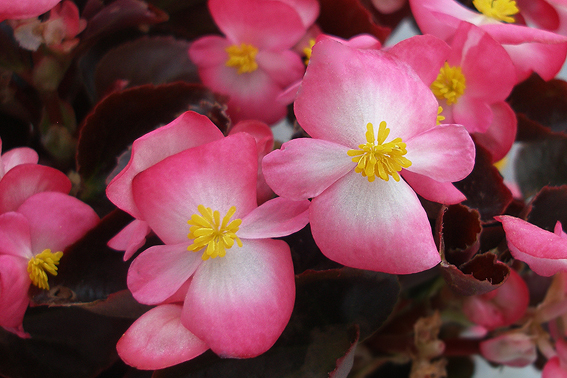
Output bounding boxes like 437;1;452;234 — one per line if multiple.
543;338;567;378
262;39;475;274
409;0;567;82
462;269;529;330
0;191;99;338
0;139;71;214
116;133;309;368
106;111;275;259
188;0;308;124
480;332;537;367
0;0;60;21
497;215;567;276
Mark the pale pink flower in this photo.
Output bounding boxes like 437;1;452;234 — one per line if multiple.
497;215;567;276
0;191;99;337
116;133;310;368
409;0;567;81
188;0;308;124
263;39;475;274
106;111;275;259
0;0;61;21
462;269;529;330
480;332;537;367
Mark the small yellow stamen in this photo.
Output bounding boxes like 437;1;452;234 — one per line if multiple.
303;39;316;66
431;62;466;105
436;106;445;125
27;249;63;290
187;205;243;260
225;43;259;74
347;122;412;182
473;0;519;23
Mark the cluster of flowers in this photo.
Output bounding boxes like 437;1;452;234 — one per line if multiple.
4;0;567;376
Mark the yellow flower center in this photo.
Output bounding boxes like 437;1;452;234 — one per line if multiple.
347;121;411;182
473;0;519;23
303;38;316;66
225;43;259;74
436;106;445;125
27;249;63;290
431;62;466;105
187;205;243;260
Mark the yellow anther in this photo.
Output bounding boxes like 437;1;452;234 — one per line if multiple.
187;205;243;260
225;43;259;74
303;39;316;66
473;0;519;23
27;249;63;290
431;62;466;105
437;106;445;125
347;122;412;182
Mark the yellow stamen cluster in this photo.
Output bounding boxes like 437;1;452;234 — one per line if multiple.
431;62;466;105
303;39;316;66
225;43;259;74
437;106;445;125
473;0;519;23
187;205;243;260
27;249;63;290
347;122;412;182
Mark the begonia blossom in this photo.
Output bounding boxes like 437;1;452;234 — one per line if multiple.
106;111;274;259
116;133;310;368
497;215;567;276
409;0;567;81
480;332;537;367
262;39;475;274
188;0;308;124
462;269;529;330
0;139;71;214
0;0;61;22
543;338;567;378
0;191;99;338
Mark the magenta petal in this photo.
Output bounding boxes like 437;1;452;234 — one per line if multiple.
277;0;319;27
0;164;71;213
257;50;305;88
189;36;231;68
402;170;466;205
386;34;450;85
473;102;517;162
16;192;99;255
0;255;30;333
0;0;62;21
182;239;295;358
107;219;151;261
310;172;440;274
128;243;201;305
452;97;492;133
209;0;305;50
543;357;567;378
239;197;310;239
1;147;38;174
106;111;223;218
132;133;258;245
295;39;439;146
404;124;475;182
0;212;32;258
117;304;209;370
262;138;353;200
498;216;567;276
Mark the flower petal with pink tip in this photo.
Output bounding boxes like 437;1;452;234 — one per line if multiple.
404;124;475;182
106;111;224;219
182;238;295;358
117;304;209;370
108;219;151;261
0;164;71;214
276;0;319;28
0;212;32;258
0;0;61;21
295;39;439;147
16;192;99;255
473;102;517;162
498;216;567;276
310;172;441;274
128;243;201;305
262;138;354;200
0;255;30;334
401;170;466;205
132;133;258;245
239;197;310;239
480;333;537;367
1;147;38;175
